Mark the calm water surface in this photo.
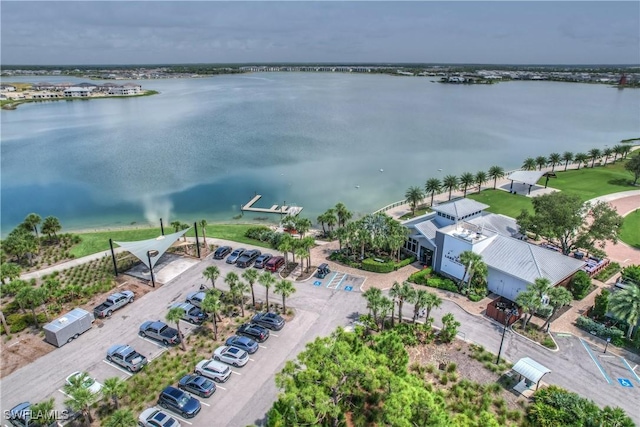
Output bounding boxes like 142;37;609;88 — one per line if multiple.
1;73;639;234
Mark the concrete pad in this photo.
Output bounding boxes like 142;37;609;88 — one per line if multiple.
124;253;200;284
498;182;558;197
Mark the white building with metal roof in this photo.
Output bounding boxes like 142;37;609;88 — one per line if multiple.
403;198;585;301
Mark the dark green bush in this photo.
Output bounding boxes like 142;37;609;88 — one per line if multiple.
407;268;432;285
468;293;484;302
569;271;592;300
426;277;458;292
361;258;395;273
621;265;640;285
592;289;610;320
593;262;621;282
575;316;624;340
6;313;48;333
244;226;273;241
394;256;416;268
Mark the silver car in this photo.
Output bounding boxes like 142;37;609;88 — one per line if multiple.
194;359;232;383
170;302;208;324
138;408;181;427
213;345;249;367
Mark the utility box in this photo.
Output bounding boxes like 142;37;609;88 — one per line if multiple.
43;308;94;347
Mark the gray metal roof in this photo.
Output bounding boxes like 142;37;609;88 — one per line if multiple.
507;170;546;186
414;219;440;241
468;213;521;238
480;235;585;285
431;198;489;219
512;357;551;383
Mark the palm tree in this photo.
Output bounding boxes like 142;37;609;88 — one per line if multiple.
203;265;220;289
588;148;601;168
459;172;475;197
166;307;186;351
423;291;443;321
224;271;239;292
104;409;137;427
574;152;588;170
602;147;613;166
15;286;45;328
458;251;486;293
277;233;294;267
378;296;394;331
405;186;425;216
548;153;561;172
389;281;414;324
535;156;548;171
199;219;208;249
515;289;541;330
541;286;573;331
409;289;429;323
531;277;553;301
363;287;383;326
29;399;56;426
613;145;625;163
561;151;574;171
201;291;222;340
274;279;296;313
488;165;505;189
324;208;338;232
424;178;441;206
474;171;487;193
242;269;259;308
230;279;249;316
64;386;97;425
442;175;458;200
334;202;353;228
295;217;312;238
317;212;329;235
295;246;308;272
621;144;632;159
102;377;127;409
23;213;41;239
41;216;62;242
170;220;182;233
301;236;315;272
258;272;276;312
522;158;536;171
609;284;640;339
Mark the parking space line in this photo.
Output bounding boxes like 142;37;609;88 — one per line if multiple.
138;336;169;348
580;339;612;384
259;345;267;349
102;360;133;376
232;371;242;376
325;272;339;289
620;357;640;383
58;389;71;398
162;411;192;425
270;333;279;337
249;358;255;362
197;400;211;407
217;386;227;391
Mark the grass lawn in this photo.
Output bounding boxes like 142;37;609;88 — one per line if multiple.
70;223;270;258
619;209;640;249
399;207;432;220
466;190;533;218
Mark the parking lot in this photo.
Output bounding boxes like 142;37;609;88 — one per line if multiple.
310;270;366;292
0;242;368;427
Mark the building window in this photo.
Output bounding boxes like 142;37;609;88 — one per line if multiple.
404;237;418;253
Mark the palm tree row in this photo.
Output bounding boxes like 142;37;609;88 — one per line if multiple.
317;202;353;235
363;284;443;329
522;144;632;172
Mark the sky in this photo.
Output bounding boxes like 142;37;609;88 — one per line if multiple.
1;1;639;66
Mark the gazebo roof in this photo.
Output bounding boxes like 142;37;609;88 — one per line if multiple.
512;357;551;384
506;170;546;186
114;228;190;269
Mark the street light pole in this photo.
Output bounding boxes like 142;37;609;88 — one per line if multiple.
496;308;517;364
604;337;611;354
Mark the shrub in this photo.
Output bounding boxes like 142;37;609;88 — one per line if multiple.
407;268;431;285
592;289;610;320
575;316;624;340
542;337;556;349
569;271;592;300
394;256;416;269
468;293;484;302
593;262;621;282
534;305;553;319
361;258;395;273
427;277;458;292
621;265;640;285
6;313;48;333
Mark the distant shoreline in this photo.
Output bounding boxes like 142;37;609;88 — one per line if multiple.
0;89;159;110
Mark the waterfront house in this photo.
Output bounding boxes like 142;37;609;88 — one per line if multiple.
63;87;91;97
402;198;585;301
0;85;16;92
108;84;142;95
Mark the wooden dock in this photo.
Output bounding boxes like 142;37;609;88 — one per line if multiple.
241;194;303;216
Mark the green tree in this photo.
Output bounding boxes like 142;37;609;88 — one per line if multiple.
440;313;460;343
166;306;186;351
363;287;383;327
459;172;475;197
224;271;239;292
242;268;259;308
561;151;574;171
274;279;296;313
15;286;46;328
230;279;249;316
588;148;601;168
602;147;613;166
573;152;588;170
3;227;38;265
294;245;308;272
324;208;338;232
488;165;505;189
424;178;441;206
621;265;640;285
522;157;537;171
405;186;425;216
458;251;487;293
201;291;222;340
203;265;220;289
295;217;313;238
600;406;635;427
621;144;632;159
277;233;295;267
613;145;625;163
516;288;541;330
41;216;62;242
624;154;640;185
548;153;561;172
64;382;97;425
535;156;548;171
334;202;353;228
409;289;441;323
301;236;316;272
609;284;640;339
474;170;487;193
1;262;21;284
592;289;610;320
199;219;208;249
258;271;276;312
23;213;42;239
570;271;592;300
541;286;573;330
102;377;127;409
423;291;443;321
378;296;394;331
30;399;57;425
170;220;181;233
442;175;458;200
317;211;332;235
103;409;137;427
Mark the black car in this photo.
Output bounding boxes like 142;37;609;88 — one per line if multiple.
253;253;273;269
226;248;246;264
237;323;270;343
252;312;285;331
225;335;259;354
236;249;261;268
158;386;201;418
178;374;216;398
213;246;232;260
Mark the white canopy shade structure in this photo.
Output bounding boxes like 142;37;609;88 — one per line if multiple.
511;357;551;390
114;228;190;269
507;170;546;187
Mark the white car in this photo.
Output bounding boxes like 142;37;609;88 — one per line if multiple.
194;359;232;383
213;346;249;367
138;408;181;427
65;371;103;394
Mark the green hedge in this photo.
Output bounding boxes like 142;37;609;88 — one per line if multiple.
361;258;395;273
593;262;621;282
407;268;432;285
407;268;458;292
575;316;624;340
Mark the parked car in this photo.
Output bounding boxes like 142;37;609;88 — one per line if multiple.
93;291;134;318
226;248;246;264
265;256;285;272
169;302;208;324
177;374;216;398
236;249;261;268
237;323;269;343
252;312;285;331
213;346;249;367
106;344;148;372
316;263;331;279
225;335;259;354
213;245;232;260
194;359;232;383
139;321;181;345
138;408;181;427
6;402;60;427
157;386;201;418
253;253;273;269
65;371;103;394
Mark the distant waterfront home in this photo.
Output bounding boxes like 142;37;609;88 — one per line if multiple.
32;92;62;99
33;82;56;91
108;83;142;95
63;87;91;97
0;85;16;92
402;198;585;301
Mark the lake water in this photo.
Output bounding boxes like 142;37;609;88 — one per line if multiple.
1;73;639;234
